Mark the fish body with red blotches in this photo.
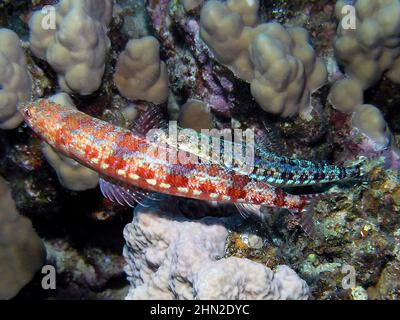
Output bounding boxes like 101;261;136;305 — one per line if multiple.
20;99;318;217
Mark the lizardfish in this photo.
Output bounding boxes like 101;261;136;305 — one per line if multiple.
19;99;366;234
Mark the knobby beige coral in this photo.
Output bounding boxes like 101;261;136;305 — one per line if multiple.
0;177;45;299
200;0;327;117
0;28;32;130
334;0;400;89
114;36;169;104
29;0;113;95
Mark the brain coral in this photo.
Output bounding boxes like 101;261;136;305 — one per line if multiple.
0;28;32;130
123;204;309;300
0;177;45;299
200;0;327;117
334;0;400;89
29;0;113;95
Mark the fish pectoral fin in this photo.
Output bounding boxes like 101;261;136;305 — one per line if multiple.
99;177;162;208
235;203;263;220
288;194;326;240
128;104;168;137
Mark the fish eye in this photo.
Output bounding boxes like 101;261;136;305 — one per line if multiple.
23;108;32;118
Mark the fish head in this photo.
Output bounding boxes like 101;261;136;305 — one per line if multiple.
19;99;75;145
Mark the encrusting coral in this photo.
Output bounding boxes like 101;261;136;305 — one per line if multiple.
114;36;169;104
0;28;32;130
334;0;400;89
200;0;327;117
0;176;45;299
29;0;113;95
123;204;309;300
41;93;99;191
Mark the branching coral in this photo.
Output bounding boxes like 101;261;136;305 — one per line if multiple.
334;0;400;89
29;0;113;95
41;93;99;191
114;36;169;104
0;28;32;130
200;0;327;117
0;176;45;299
123;204;309;300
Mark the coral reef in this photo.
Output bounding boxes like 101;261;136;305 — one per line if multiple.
114;36;169;104
0;28;32;129
0;176;45;299
29;0;113;95
123;204;309;300
0;0;400;302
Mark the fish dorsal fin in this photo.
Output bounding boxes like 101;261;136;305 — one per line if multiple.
128;104;169;137
99;177;161;207
256;118;286;154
